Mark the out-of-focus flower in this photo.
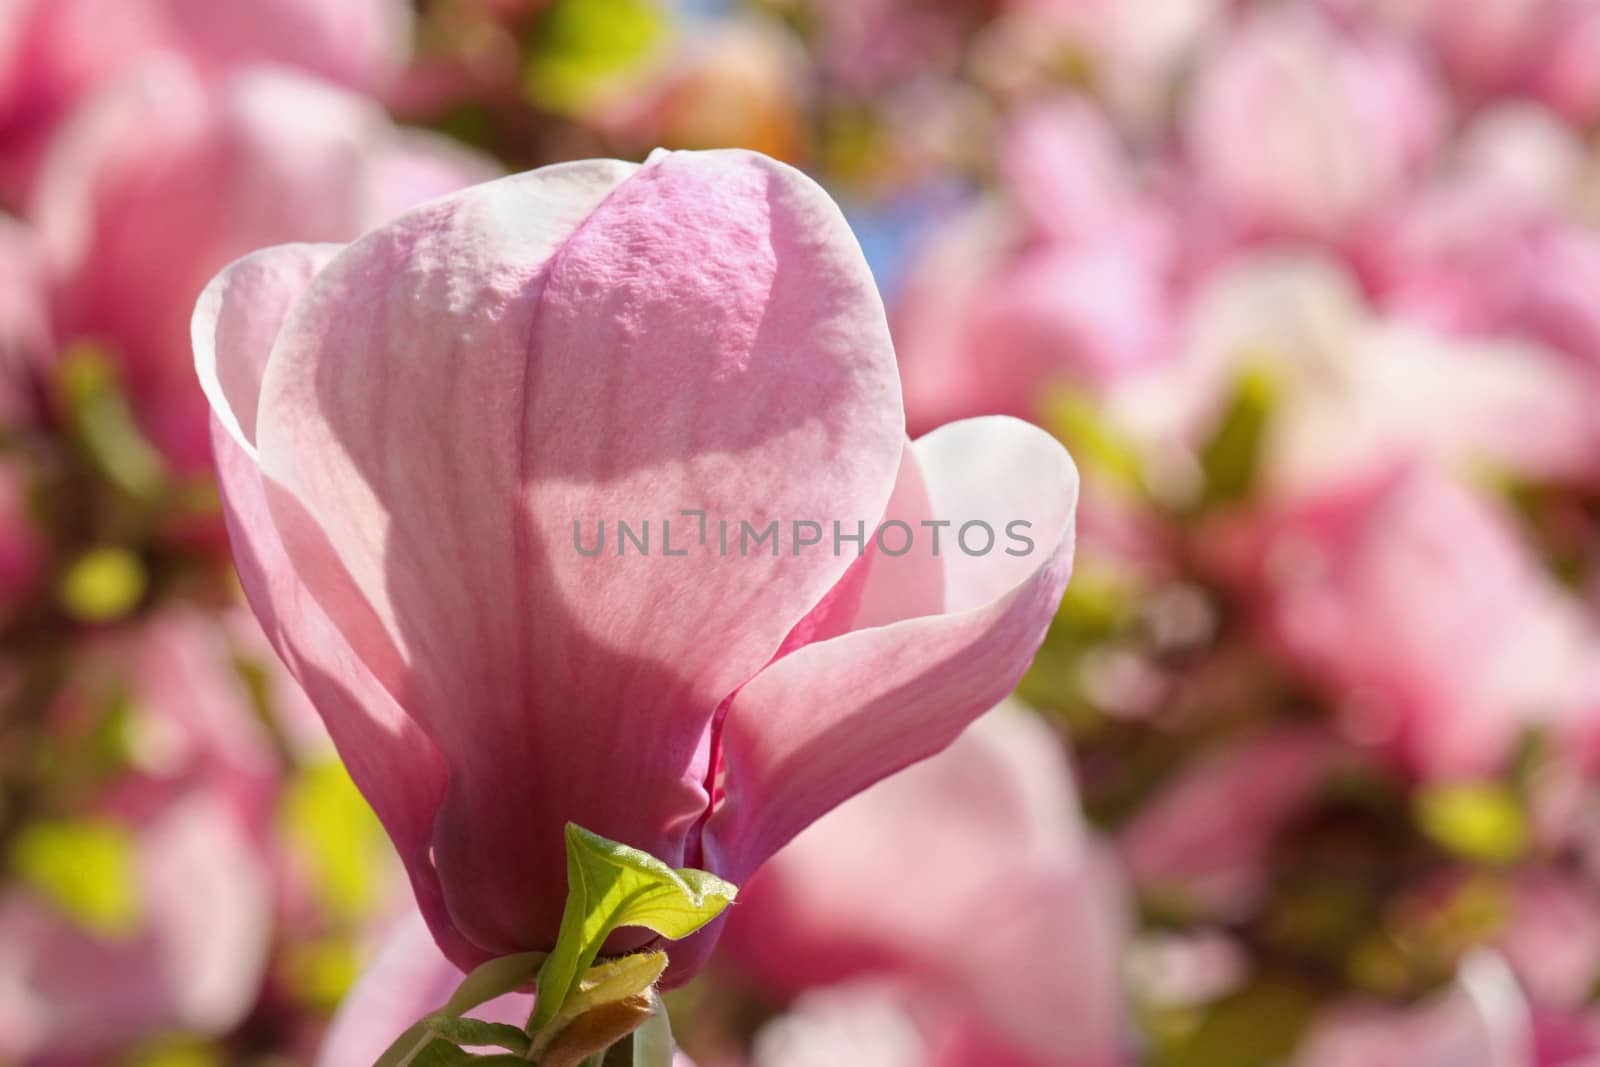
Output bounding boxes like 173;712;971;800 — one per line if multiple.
0;610;279;1061
895;97;1173;432
192;149;1079;978
722;705;1126;1066
1120;728;1337;919
1113;254;1600;498
33;57;498;471
1322;0;1600;125
1182;6;1444;242
1499;875;1600;1010
1368;105;1600;379
1296;952;1532;1067
1207;464;1600;778
0;0;412;200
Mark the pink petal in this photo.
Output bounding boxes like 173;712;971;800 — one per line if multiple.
253;150;904;955
704;415;1077;884
193;243;469;962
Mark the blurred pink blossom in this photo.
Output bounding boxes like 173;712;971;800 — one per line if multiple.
722;705;1127;1066
895;97;1173;432
192;149;1079;979
1208;464;1600;778
0;0;411;199
1367;105;1600;380
1111;254;1600;497
33;57;498;471
1183;6;1444;242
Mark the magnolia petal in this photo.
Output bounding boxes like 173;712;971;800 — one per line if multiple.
704;416;1077;884
194;243;469;963
255;150;904;955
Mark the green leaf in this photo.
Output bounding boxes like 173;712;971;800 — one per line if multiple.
525;0;666;115
57;547;147;623
9;817;142;937
445;952;548;1015
1414;783;1528;864
406;1039;525;1066
1196;365;1276;510
372;952;545;1067
58;343;166;499
1041;386;1146;493
529;824;736;1033
423;1016;531;1056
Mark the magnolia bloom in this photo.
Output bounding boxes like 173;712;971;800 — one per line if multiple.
1111;254;1600;497
721;705;1127;1066
1208;464;1600;778
1182;6;1443;241
193;149;1079;977
0;0;410;197
34;56;498;471
1320;0;1600;125
894;97;1172;433
1367;105;1600;379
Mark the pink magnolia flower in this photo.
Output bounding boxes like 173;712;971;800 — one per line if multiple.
33;57;498;472
1182;7;1444;242
0;610;281;1061
1366;105;1600;380
894;97;1173;432
1322;0;1600;124
1111;254;1600;497
1207;463;1600;778
721;705;1127;1066
191;149;1079;978
0;0;411;198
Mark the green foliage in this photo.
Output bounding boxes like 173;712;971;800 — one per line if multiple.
1196;366;1275;510
371;824;731;1066
530;824;735;1032
57;345;165;501
9;817;142;937
1413;783;1528;864
525;0;666;115
57;546;147;622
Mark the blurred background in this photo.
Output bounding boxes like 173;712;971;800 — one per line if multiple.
3;0;1600;1064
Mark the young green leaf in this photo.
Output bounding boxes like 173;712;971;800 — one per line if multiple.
423;1016;532;1056
372;951;546;1067
529;824;736;1033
